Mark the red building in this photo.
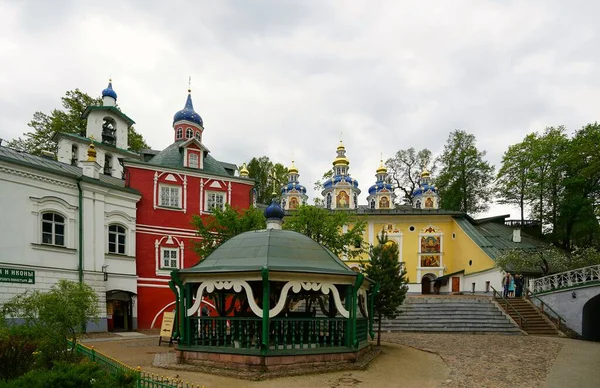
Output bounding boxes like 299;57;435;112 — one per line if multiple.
124;90;254;329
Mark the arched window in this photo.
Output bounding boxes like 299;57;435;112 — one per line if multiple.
104;154;112;175
415;200;422;209
195;131;201;140
370;199;375;209
326;193;332;209
281;198;286;209
101;117;117;145
42;212;65;246
353;193;358;208
176;127;183;139
186;128;193;138
71;145;78;166
108;224;126;255
189;153;199;169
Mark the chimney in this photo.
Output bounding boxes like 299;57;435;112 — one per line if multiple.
41;150;55;160
512;228;521;243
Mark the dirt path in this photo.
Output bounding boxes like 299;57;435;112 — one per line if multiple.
90;338;449;388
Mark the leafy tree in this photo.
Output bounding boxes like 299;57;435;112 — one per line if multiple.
436;130;495;213
362;231;408;345
1;280;99;366
496;246;600;275
313;169;333;206
245;156;288;204
191;205;266;260
385;148;436;205
7;89;149;155
283;205;367;260
495;135;536;221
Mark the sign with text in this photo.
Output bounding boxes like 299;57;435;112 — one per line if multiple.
0;267;35;284
158;311;175;346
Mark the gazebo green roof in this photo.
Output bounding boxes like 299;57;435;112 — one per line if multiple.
179;229;357;276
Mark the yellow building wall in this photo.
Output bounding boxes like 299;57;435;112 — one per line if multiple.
345;215;496;284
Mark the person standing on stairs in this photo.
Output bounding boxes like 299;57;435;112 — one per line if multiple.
515;273;524;297
503;272;511;298
508;274;515;297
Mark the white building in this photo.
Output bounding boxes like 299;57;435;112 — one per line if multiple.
0;81;142;331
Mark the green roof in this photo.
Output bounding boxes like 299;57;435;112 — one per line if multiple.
0;146;140;195
179;229;357;276
54;132;140;158
146;140;234;177
82;105;136;126
454;216;546;260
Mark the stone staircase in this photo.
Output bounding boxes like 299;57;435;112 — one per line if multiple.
494;297;558;336
379;296;522;334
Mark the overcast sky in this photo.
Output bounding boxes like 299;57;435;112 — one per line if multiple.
1;0;599;218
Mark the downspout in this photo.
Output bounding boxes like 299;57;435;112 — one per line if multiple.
76;177;83;284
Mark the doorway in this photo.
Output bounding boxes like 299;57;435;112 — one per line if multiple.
421;274;436;294
582;293;600;341
452;277;460;293
106;290;135;332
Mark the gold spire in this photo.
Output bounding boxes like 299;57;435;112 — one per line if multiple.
239;162;249;177
376;154;387;174
288;159;298;174
421;168;430;178
336;139;345;151
87;142;97;162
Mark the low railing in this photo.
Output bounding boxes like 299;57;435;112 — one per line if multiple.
530;264;600;293
524;287;566;331
72;341;200;387
188;316;349;351
491;286;528;328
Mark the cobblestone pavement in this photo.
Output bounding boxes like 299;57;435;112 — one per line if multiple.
382;333;562;388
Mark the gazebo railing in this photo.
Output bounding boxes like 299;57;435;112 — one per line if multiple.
188;316;354;352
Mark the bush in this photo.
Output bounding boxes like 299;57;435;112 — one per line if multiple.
0;326;40;380
0;362;136;388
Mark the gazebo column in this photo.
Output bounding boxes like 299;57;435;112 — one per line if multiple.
261;267;270;356
368;283;380;340
351;274;364;349
170;271;185;344
185;283;193;346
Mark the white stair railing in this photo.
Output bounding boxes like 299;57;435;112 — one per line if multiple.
530;264;600;294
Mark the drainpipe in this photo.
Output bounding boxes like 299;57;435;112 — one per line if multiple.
76;177;83;284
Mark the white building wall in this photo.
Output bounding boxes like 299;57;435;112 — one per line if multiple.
464;268;505;294
0;160;139;332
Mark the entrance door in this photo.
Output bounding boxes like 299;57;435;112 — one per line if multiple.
421;277;432;294
451;277;460;292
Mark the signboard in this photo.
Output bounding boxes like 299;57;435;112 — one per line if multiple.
159;311;175;346
0;267;35;284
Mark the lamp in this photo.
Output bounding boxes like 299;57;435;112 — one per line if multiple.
102;264;109;281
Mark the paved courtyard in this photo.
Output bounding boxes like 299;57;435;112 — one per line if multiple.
86;332;600;388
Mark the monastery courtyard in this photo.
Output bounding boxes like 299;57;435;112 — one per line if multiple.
84;332;600;388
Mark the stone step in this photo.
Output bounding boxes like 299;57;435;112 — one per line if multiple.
381;326;521;332
387;315;510;321
381;321;519;328
401;305;501;311
395;311;504;317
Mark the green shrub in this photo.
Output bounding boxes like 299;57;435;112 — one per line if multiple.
0;361;136;388
0;326;40;380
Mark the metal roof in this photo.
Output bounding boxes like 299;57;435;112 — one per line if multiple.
179;229;357;276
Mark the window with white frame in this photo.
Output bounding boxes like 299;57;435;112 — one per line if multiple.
189;153;199;168
176;127;183;139
205;191;225;212
186;128;193;138
195;131;201;140
108;224;126;254
42;212;65;246
161;247;178;269
326;193;332;209
159;185;181;208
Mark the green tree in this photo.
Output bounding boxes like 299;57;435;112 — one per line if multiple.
7;89;149;155
313;169;333;206
385;148;436;205
1;280;99;366
495;135;536;221
436;130;495;213
496;246;600;275
283;205;367;260
363;231;408;345
245;156;288;204
191;205;266;260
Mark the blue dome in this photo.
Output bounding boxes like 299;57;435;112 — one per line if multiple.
265;199;285;220
102;81;117;100
368;181;394;195
173;93;203;127
413;183;437;197
323;175;359;189
281;182;307;195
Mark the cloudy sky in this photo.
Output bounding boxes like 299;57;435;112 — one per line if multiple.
1;0;599;218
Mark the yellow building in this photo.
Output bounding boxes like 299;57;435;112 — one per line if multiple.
284;143;545;295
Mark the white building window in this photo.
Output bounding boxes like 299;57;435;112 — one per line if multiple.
176;127;183;139
189;153;199;168
186;128;193;138
42;212;65;246
195;131;201;140
326;193;332;209
108;224;126;254
205;191;225;212
159;185;181;208
161;248;178;269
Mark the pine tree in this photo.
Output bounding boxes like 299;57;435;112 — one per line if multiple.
363;231;408;345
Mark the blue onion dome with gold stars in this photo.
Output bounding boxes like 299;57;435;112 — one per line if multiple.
368;159;394;195
173;90;203;127
265;198;285;220
413;169;437;196
281;160;307;195
101;80;117;100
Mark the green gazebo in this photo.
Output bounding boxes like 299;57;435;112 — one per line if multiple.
169;201;378;371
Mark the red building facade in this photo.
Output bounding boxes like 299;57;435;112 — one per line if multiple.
124;90;254;329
